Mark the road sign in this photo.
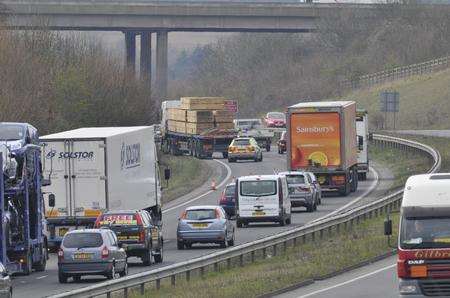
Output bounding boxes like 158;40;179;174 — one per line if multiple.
380;91;399;112
224;100;238;113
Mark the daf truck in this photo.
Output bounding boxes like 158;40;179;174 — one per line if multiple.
391;174;450;297
356;109;369;181
286;101;358;196
40;127;163;249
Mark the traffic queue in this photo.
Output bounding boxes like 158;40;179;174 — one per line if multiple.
7;99;369;285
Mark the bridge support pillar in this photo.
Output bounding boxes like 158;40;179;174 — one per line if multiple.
125;31;136;74
140;31;152;86
156;30;168;101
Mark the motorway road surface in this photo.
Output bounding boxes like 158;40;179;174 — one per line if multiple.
276;256;398;298
13;149;392;298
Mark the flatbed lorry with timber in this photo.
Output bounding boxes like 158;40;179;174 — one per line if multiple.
286;101;359;196
160;99;238;159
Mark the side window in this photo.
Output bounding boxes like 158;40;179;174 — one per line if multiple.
110;232;118;246
143;210;154;226
139;212;149;226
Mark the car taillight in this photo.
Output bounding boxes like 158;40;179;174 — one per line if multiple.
331;175;346;185
180;211;187;220
135;213;143;225
94;215;102;228
101;246;109;259
247;146;255;152
139;230;146;242
299;186;311;192
57;248;64;261
397;258;409;278
215;208;221;219
228;146;236;153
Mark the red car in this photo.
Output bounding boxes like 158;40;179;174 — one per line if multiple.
264;112;286;128
277;131;287;154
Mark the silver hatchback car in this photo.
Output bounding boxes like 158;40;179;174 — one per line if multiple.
58;229;128;283
177;206;235;249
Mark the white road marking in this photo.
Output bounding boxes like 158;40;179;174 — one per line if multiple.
297;263;396;298
162;159;232;214
310;166;379;223
36;275;48;280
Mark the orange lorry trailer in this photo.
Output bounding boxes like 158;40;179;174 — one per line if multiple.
287;101;358;196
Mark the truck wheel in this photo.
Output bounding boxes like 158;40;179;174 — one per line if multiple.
106;264;116;280
58;271;68;283
23;252;33;275
339;182;351;196
266;144;271;152
142;248;153;266
350;170;358;192
154;245;163;263
279;216;286;226
306;204;314;213
359;172;367;181
236;219;243;228
286;216;292;225
177;241;184;250
34;244;47;272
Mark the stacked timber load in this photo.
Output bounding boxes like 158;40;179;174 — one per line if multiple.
167;97;236;135
213;110;235;130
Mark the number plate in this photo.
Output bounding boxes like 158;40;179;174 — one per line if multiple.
73;253;93;260
59;228;69;237
252;211;265;216
192;223;208;228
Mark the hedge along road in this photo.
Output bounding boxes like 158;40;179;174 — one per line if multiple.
13;148;388;298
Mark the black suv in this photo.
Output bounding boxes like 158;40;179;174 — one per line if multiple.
94;210;163;265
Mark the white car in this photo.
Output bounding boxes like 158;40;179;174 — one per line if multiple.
235;175;291;227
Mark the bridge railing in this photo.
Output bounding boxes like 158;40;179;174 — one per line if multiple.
49;134;440;298
341;56;450;90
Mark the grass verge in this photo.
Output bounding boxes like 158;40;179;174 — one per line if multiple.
391;134;450;172
369;141;432;189
128;140;434;298
158;152;212;204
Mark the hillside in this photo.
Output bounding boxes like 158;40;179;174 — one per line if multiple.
345;68;450;130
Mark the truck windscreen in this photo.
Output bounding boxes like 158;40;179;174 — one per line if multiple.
400;217;450;249
0;124;25;141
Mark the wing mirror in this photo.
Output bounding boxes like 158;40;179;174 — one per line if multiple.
48;194;56;207
384;218;392;236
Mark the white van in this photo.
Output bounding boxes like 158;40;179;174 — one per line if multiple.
236;175;291;227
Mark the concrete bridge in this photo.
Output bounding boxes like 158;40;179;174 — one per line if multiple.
0;0;374;101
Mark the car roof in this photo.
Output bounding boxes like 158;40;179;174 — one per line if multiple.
238;175;280;181
103;210;139;214
65;228;107;234
288;101;354;109
186;205;220;211
402;174;450;208
278;171;307;176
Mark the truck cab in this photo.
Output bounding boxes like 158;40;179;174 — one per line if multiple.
397;174;450;297
0;122;39;151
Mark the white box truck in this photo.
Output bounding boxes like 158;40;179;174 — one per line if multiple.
40;127;162;249
356;109;369;180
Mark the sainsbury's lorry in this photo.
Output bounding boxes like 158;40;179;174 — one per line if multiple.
356;109;369;181
286;101;358;196
40;127;162;249
393;173;450;297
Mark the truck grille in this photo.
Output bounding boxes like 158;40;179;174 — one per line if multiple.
420;279;450;296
